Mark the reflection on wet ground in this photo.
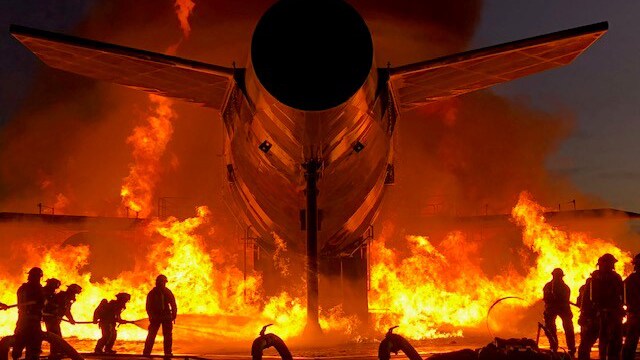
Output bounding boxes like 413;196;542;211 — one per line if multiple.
58;335;554;359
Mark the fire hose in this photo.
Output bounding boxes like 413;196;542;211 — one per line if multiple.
487;296;574;354
378;326;422;360
43;314;148;328
251;324;293;360
0;332;84;360
535;322;559;352
486;296;525;338
0;301;36;311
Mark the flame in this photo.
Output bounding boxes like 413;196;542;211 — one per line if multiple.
272;233;290;277
119;1;196;217
120;95;175;217
369;191;631;340
174;0;196;39
53;193;70;214
0;187;632;346
0;207;355;343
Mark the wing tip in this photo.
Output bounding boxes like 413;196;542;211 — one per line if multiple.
9;24;42;39
388;21;609;77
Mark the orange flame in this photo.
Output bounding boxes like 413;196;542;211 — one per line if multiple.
120;95;175;217
369;191;631;340
174;0;196;39
272;233;291;277
119;1;196;217
0;207;355;343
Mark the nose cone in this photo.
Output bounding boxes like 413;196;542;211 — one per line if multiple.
251;0;373;111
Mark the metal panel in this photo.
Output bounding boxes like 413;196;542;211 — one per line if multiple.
10;25;234;110
389;22;608;112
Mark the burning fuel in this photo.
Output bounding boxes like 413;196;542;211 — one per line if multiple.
0;206;355;341
370;192;631;339
119;0;195;217
120;95;175;217
0;192;632;343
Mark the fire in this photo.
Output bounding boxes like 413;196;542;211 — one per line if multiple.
119;95;175;217
0;190;631;346
174;0;196;39
0;207;355;343
369;191;632;340
119;0;195;217
53;193;70;214
272;233;291;277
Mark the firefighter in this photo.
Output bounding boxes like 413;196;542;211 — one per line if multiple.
143;274;177;357
578;253;624;360
578;274;598;360
43;284;82;358
93;292;131;354
12;267;45;360
622;253;640;360
543;267;576;356
43;278;61;303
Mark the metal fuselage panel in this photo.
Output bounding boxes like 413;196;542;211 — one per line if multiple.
222;63;395;256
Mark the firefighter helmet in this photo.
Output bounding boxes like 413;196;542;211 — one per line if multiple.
598;253;618;265
67;284;82;294
115;292;131;302
551;268;564;277
27;267;43;278
46;278;62;288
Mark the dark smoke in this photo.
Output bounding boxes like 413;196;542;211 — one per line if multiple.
0;0;483;229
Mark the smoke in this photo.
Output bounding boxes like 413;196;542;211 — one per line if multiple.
0;0;483;215
174;0;196;38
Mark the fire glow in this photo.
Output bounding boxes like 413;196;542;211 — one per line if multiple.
119;0;194;217
0;192;630;342
369;192;631;339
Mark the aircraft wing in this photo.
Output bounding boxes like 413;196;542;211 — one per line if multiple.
10;25;235;110
388;22;608;112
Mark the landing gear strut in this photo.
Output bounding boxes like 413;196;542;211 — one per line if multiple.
303;159;322;336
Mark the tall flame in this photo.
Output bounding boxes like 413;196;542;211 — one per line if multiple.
175;0;196;39
119;1;196;217
120;95;175;217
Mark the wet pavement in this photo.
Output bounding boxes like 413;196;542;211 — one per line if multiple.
40;337;610;360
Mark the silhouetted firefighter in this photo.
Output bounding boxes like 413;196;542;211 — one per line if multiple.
12;267;45;360
44;284;82;358
623;254;640;360
43;278;61;304
578;253;624;360
93;292;131;354
543;268;576;356
143;274;177;357
577;272;596;357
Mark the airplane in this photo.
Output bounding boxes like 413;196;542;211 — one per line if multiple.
10;0;607;334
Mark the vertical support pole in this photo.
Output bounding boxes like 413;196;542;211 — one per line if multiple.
303;159;322;335
243;229;247;302
340;258;344;301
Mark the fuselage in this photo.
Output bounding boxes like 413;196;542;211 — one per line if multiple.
221;0;395;257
